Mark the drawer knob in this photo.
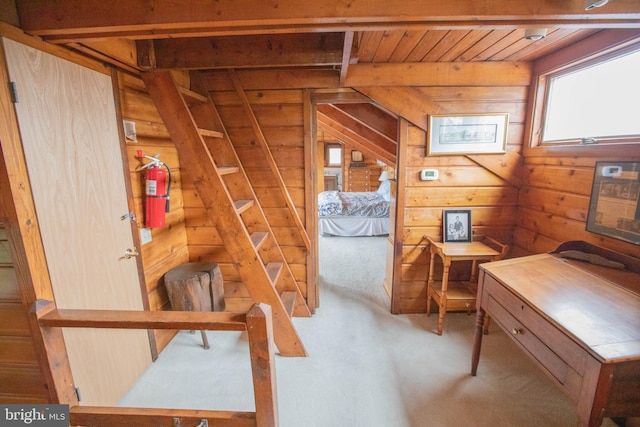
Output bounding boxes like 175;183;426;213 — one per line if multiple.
512;328;523;335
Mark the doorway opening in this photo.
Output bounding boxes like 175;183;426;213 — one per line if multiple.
309;90;399;312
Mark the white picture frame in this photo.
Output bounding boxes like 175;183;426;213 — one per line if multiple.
427;113;509;155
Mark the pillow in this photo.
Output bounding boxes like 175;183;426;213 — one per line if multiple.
377;179;391;201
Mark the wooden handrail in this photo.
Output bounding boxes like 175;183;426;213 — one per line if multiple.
39;306;248;331
31;300;278;427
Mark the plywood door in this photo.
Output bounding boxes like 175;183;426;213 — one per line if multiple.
2;38;151;405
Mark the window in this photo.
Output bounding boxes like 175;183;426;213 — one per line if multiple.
539;45;640;146
325;143;342;166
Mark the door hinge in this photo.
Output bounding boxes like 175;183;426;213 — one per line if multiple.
75;386;82;402
121;212;137;222
9;81;18;103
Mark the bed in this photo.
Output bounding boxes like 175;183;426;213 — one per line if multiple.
318;180;391;236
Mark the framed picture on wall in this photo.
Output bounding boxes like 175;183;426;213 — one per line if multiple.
443;209;472;243
427;113;509;155
351;151;364;162
586;161;640;245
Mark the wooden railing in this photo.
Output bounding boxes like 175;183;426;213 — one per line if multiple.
29;299;278;427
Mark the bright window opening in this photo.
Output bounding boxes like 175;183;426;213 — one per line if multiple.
326;144;342;166
542;47;640;144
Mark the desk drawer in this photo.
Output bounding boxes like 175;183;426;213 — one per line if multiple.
483;274;587;401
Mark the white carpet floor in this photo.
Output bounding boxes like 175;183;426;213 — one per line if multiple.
119;235;620;427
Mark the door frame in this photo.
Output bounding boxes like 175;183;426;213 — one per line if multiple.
305;89;401;312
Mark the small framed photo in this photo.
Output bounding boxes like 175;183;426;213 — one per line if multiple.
443;209;472;243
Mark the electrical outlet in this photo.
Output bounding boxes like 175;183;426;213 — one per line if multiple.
140;228;152;245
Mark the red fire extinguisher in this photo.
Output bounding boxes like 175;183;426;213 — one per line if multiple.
138;151;171;228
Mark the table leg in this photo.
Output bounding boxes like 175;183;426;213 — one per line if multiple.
437;260;451;335
471;307;486;376
426;252;436;316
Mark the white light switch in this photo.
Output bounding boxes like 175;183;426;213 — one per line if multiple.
140;228;152;245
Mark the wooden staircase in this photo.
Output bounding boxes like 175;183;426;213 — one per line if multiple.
142;70;309;357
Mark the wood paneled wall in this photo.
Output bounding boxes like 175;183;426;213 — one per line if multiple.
391;87;526;314
117;71;190;352
0;225;48;403
516;154;640;259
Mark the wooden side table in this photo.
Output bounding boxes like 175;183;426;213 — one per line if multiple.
426;236;507;335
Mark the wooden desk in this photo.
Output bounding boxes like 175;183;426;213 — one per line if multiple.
426;236;507;335
471;241;640;427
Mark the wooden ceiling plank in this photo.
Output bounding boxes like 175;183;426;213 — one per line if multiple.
345;62;532;87
149;33;343;69
459;29;513;62
506;28;601;61
422;30;471;62
372;30;407;62
16;0;640;40
472;30;524;61
388;30;428;62
357;31;385;62
488;30;545;61
201;68;340;91
438;30;492;62
405;31;448;62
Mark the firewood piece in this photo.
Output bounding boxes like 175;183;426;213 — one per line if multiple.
163;262;225;349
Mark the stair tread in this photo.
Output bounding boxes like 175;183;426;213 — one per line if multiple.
198;128;224;138
177;86;208;103
265;262;283;285
250;231;269;250
280;291;297;316
218;166;239;176
234;199;254;214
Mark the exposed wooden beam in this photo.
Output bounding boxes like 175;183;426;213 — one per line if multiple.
467;152;523;188
140;33;343;70
340;31;355;86
317;104;396;154
317;113;396;165
355;86;444;131
311;89;370;105
332;103;398;141
16;0;640;42
345;62;532;87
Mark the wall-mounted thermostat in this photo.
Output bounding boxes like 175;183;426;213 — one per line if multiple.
420;169;439;181
601;165;622;177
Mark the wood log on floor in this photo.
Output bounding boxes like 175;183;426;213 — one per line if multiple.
164;262;225;349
